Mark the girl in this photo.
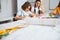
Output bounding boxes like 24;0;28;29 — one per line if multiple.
31;0;44;17
15;1;34;20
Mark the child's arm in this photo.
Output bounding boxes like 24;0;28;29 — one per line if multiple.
15;14;26;20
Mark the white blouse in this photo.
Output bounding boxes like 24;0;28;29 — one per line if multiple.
31;7;42;14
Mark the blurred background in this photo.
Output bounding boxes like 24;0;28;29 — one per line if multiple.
0;0;59;22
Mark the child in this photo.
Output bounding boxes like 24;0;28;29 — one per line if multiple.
15;1;33;20
31;0;44;17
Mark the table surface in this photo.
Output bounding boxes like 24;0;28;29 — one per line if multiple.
0;17;60;29
0;12;60;40
1;25;60;40
0;18;60;40
24;17;60;25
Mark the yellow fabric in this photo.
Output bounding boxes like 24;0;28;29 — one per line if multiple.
53;7;60;15
0;26;22;35
0;30;7;35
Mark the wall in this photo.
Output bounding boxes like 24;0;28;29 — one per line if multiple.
17;0;27;11
44;0;59;12
0;0;13;21
44;0;49;12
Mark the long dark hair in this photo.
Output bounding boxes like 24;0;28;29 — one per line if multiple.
57;1;60;7
34;0;41;14
34;0;41;8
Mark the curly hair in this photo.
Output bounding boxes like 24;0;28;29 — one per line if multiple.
21;1;31;11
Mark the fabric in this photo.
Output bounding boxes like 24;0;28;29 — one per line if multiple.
17;10;24;16
31;7;42;14
17;9;31;17
53;7;60;15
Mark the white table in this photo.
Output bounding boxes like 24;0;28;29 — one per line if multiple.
0;20;26;30
1;25;60;40
0;18;60;40
24;17;60;25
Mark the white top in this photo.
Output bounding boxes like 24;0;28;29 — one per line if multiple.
31;7;42;14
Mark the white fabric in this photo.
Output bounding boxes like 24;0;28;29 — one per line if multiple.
24;17;60;26
0;20;26;30
31;7;42;14
17;9;31;17
1;25;60;40
54;24;60;33
0;18;60;40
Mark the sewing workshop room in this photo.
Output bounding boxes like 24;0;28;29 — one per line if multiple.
0;0;60;40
